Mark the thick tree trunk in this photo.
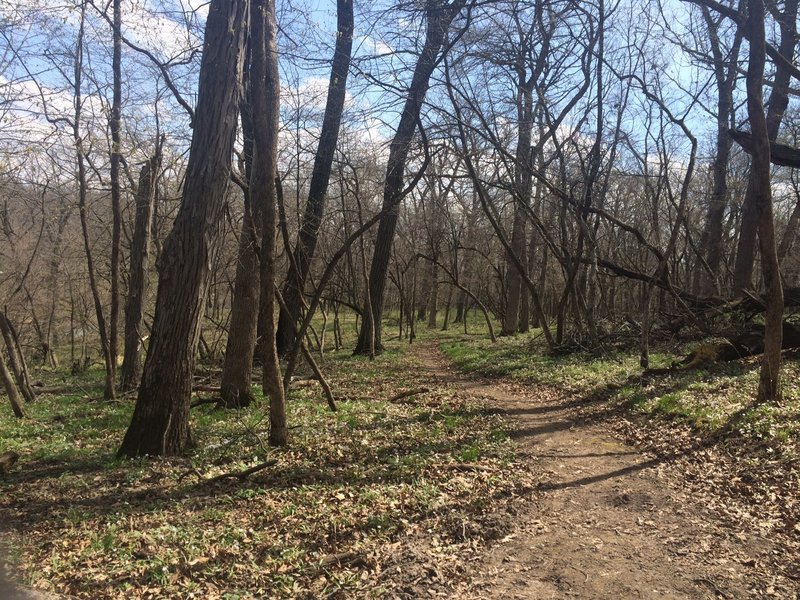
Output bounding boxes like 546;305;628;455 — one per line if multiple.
120;138;162;392
732;0;798;295
220;205;260;408
276;0;354;356
745;0;784;402
502;82;533;336
220;56;261;409
251;0;287;446
354;0;465;354
118;0;248;458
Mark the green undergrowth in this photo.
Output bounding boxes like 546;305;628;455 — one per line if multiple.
439;326;800;455
0;334;535;599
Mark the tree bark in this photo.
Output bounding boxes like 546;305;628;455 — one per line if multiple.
276;0;354;356
118;0;248;458
120;138;162;392
354;0;466;354
745;0;784;402
250;0;287;446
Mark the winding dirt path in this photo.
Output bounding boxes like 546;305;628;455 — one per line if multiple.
417;340;794;600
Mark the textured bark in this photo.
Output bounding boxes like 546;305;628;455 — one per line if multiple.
220;54;260;409
250;0;287;446
118;0;248;458
732;0;798;294
276;0;354;356
354;0;466;354
745;0;784;402
502;82;533;336
220;203;260;408
120;139;162;392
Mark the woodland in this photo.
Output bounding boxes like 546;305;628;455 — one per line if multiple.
0;0;799;597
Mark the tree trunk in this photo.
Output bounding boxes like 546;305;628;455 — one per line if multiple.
220;56;261;409
0;350;24;418
745;0;784;402
73;4;115;401
118;0;248;458
276;0;354;356
251;0;287;446
732;0;798;295
0;311;36;404
120;138;162;391
109;0;123;395
354;0;466;354
700;10;737;294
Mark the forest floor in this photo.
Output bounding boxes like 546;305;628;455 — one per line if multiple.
1;322;799;598
419;339;799;599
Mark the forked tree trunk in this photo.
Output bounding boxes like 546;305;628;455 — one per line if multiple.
0;311;36;404
745;0;784;402
354;0;466;354
120;137;162;392
118;0;248;458
276;0;354;356
732;0;798;295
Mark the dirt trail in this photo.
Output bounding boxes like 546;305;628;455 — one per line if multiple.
417;341;793;600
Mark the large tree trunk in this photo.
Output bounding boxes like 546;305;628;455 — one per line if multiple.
745;0;784;402
502;81;534;336
219;53;261;409
118;0;248;458
251;0;287;446
732;0;798;295
275;0;354;356
354;0;466;354
120;138;162;392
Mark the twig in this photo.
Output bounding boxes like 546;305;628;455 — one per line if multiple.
388;387;430;403
199;460;278;485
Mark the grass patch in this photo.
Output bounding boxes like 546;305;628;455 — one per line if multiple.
438;320;800;453
0;327;534;599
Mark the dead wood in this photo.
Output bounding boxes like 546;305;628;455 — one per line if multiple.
194;460;278;485
388;387;430;403
730;129;800;168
